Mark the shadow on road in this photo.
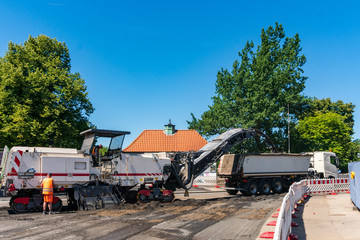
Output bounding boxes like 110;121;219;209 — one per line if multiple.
291;196;310;238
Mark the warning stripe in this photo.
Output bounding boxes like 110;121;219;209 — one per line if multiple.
8;172;163;177
14;157;20;167
311;179;349;185
11;150;23;174
8;173;90;177
113;173;163;176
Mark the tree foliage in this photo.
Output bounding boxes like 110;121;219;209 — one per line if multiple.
296;112;354;170
301;97;355;133
290;97;356;153
0;35;94;148
297;112;351;154
188;23;307;152
346;140;360;167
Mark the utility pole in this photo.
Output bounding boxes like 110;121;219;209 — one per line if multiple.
288;103;290;153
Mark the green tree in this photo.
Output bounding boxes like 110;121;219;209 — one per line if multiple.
0;35;94;148
290;98;355;153
296;112;352;170
301;97;355;133
346;140;360;166
188;23;307;152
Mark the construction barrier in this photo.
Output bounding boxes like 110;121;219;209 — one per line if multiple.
307;178;349;194
273;180;308;240
348;161;360;209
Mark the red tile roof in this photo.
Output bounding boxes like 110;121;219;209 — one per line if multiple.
123;130;207;153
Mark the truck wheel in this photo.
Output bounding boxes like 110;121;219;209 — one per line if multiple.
162;192;175;202
247;181;259;195
226;190;238;195
272;179;284;194
52;198;63;211
11;202;27;213
259;180;271;195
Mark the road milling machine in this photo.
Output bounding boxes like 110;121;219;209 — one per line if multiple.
0;128;265;213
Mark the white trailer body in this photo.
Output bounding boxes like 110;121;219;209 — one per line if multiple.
1;147;94;191
242;154;311;177
309;151;339;178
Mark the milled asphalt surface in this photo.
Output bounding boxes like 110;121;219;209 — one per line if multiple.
3;187;359;239
0;187;284;240
256;193;360;240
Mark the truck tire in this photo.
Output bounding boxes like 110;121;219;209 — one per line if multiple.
259;180;271;195
226;190;238;195
52;198;63;211
272;179;284;194
247;180;259;196
11;201;27;213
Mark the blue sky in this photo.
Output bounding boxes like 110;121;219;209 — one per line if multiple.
0;1;359;148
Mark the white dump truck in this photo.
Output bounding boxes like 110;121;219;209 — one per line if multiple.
308;151;339;178
217;153;312;196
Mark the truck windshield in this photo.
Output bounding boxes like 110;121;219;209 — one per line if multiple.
330;156;338;167
109;135;125;150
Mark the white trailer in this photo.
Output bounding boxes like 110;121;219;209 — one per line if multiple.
218;153;311;196
308;151;339;178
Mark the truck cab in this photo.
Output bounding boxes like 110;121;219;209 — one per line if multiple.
309;151;339;178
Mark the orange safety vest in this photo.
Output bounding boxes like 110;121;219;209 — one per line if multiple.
41;177;54;195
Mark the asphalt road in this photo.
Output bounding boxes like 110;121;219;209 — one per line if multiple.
0;187;284;240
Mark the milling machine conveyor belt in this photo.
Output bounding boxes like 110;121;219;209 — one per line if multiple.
191;128;256;179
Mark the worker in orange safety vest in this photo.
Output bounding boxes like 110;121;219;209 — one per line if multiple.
41;173;54;215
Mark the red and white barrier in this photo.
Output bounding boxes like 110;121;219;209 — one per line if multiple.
307;178;349;194
272;180;308;240
261;177;349;240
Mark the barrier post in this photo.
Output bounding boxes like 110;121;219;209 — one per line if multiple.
330;178;338;195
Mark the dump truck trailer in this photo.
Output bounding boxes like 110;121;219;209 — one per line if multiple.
217;153;311;195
